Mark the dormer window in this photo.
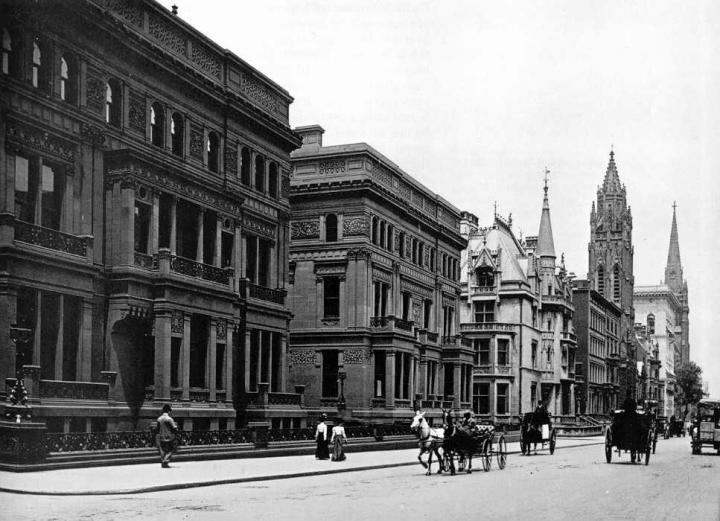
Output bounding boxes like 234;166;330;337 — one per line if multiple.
476;266;493;287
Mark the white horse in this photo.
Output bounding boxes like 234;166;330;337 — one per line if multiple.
410;411;445;476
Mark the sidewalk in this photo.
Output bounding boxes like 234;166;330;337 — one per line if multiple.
0;436;604;496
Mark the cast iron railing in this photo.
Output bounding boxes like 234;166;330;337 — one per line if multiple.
170;255;233;285
14;220;90;257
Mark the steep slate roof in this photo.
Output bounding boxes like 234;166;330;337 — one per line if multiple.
602;149;623;193
536;181;556;258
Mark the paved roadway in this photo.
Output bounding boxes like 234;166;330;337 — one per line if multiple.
3;436;718;521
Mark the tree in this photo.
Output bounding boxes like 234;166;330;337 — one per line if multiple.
675;361;704;414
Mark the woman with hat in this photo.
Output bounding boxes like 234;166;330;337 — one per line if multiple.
315;413;330;460
330;418;347;462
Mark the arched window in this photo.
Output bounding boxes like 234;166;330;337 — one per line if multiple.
379;221;386;248
59;56;76;103
412;238;418;264
371;217;378;245
442;253;447;276
418;242;424;266
150;103;164;147
612;265;621;303
398;231;405;257
268;162;278;198
596;265;605;295
429;248;436;271
1;28;11;75
207;131;220;173
106;78;122;127
32;39;41;88
254;155;265;191
240;147;251;185
647;314;655;335
325;214;338;242
386;224;393;251
170;112;183;155
476;267;494;287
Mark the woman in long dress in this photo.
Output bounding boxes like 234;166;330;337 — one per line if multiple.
330;419;347;462
315;414;330;460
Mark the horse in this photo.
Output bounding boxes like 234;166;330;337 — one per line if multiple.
441;410;479;474
410;411;445;476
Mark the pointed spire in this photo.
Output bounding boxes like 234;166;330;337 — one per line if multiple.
537;168;556;258
603;147;622;193
664;202;683;292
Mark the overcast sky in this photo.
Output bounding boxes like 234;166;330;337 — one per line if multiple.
162;0;720;395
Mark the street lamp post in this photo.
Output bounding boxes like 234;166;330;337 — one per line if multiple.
337;370;347;411
6;325;33;422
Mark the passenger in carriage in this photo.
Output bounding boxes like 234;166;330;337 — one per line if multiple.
461;411;477;434
532;401;550;427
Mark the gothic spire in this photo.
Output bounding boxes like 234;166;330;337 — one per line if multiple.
602;147;623;193
664;202;683;293
536;168;556;258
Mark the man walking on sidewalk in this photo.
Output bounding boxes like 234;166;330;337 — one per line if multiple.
155;404;179;468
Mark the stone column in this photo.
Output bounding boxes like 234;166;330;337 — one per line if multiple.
418;358;428;400
208;319;217;401
154;312;172;401
182;313;191;398
196;209;205;263
453;363;461;408
244;330;252;393
280;334;288;393
120;181;135;265
54;295;64;380
234;225;242;293
150;190;160;254
215;216;222;267
225;325;233;400
169;197;177;255
78;298;93;381
385;351;395;407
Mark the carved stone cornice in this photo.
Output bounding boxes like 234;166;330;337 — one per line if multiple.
5;119;76;163
80;122;106;147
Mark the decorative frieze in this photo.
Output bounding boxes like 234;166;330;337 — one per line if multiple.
239;72;278;113
224;145;238;175
189;124;204;159
192;42;221;78
289;349;317;366
86;76;106;114
171;311;184;334
128;93;146;133
290;220;320;240
314;263;346;276
319;159;346;175
400;278;434;299
149;14;187;57
372;267;392;284
103;0;143;27
342;215;369;237
243;215;276;240
80;123;106;147
343;348;372;365
6;121;76;163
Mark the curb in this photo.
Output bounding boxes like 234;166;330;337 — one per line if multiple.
0;441;604;496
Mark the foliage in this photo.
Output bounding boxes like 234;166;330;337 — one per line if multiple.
675;361;704;408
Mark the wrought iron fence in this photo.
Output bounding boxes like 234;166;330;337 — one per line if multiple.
14;220;90;257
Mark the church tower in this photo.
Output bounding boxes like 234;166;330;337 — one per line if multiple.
664;204;690;364
588;149;636;400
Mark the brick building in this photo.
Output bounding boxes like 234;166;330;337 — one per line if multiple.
287;125;468;423
0;0;302;433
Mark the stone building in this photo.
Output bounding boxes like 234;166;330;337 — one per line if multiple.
0;0;302;433
458;180;576;421
586;150;638;405
287;125;469;424
634;205;690;417
571;279;623;415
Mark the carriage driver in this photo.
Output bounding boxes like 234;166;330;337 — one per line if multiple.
461;411;477;433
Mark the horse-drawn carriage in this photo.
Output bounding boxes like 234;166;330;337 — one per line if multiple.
605;404;653;465
520;410;556;455
411;411;507;475
690;398;720;455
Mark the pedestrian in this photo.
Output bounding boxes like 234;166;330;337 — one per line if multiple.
315;413;330;460
330;418;347;462
155;404;178;468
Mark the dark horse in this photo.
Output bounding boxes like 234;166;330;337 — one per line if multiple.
441;410;483;474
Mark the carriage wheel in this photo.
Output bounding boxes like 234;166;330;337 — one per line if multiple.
605;431;612;463
481;438;491;472
496;435;507;469
549;429;556;455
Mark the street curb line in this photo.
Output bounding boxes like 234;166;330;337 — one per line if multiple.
0;441;605;496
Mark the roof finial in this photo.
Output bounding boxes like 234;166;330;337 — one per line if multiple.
494;200;497;218
543;167;550;195
673;200;677;212
171;4;178;15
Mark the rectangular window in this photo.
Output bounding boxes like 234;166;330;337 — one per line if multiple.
40;164;63;230
14;155;34;223
245;235;257;283
61;295;81;381
476;339;490;365
134;201;151;253
423;299;432;329
322;350;339;398
532;341;538;368
221;231;234;268
374;351;385;397
323;277;340;318
497;339;509;366
189;315;209;388
402;292;411;321
258;238;271;286
170;337;181;388
496;383;509;414
474;301;494;323
202;209;217;265
40;292;60;379
158;194;172;249
473;383;490;415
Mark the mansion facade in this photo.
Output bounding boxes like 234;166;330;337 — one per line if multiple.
1;0;302;433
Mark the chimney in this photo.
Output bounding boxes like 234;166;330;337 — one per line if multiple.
294;125;324;150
